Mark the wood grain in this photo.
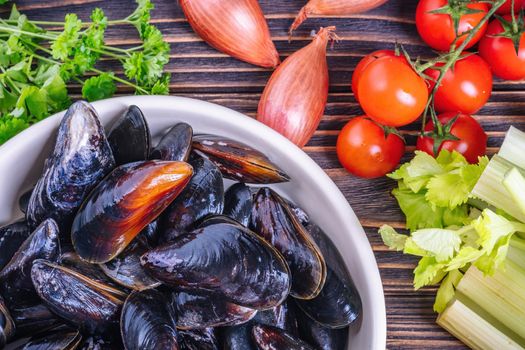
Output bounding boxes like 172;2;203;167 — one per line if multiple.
3;0;522;348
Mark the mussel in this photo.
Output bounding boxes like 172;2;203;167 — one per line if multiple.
13;329;82;350
251;324;314;350
159;154;224;243
0;219;60;306
71;160;193;263
192;135;289;184
197;215;241;228
11;304;60;339
150;123;193;162
78;335;122;350
295;223;362;328
295;303;349;350
178;328;218;350
0;220;31;271
18;188;33;215
223;183;253;226
107;105;151;165
26;101;115;232
250;188;326;300
120;289;179;350
171;291;256;329
59;251;124;289
31;260;126;334
141;223;291;309
0;296;15;349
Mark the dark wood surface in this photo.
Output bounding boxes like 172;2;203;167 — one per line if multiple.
2;0;524;348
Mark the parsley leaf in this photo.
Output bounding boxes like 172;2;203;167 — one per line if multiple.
82;73;116;102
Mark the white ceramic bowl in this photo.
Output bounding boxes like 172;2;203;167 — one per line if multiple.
0;96;386;349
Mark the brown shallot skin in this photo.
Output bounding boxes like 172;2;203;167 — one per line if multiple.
290;0;388;34
257;27;337;148
179;0;280;68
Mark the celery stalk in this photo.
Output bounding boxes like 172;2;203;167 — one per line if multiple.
437;298;524;350
499;127;525;169
508;236;525;269
503;168;525;217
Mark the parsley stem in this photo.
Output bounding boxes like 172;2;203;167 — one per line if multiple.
91;67;149;94
89;47;126;60
0;66;21;94
0;24;56;41
101;45;133;55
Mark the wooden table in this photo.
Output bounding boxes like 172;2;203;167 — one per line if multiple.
3;0;524;348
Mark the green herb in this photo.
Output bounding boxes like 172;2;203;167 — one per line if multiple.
0;0;171;144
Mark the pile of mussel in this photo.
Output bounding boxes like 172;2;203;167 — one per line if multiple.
0;101;362;350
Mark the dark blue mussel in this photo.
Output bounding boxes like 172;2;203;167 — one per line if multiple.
0;296;15;350
295;303;348;350
78;334;123;350
223;183;253;227
26;101;115;233
179;328;219;350
120;289;179;350
11;328;82;350
10;303;60;340
150;122;193;162
107;105;151;166
18;188;33;215
252;324;314;350
0;220;31;271
0;219;60;307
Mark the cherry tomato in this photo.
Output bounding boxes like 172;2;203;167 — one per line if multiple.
495;0;524;14
337;116;405;179
416;112;487;163
479;15;525;81
425;54;492;114
357;56;428;127
416;0;489;51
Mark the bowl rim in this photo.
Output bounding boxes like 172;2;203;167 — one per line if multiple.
0;95;387;349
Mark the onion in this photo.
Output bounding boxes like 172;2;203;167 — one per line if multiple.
290;0;388;34
179;0;280;68
257;27;338;148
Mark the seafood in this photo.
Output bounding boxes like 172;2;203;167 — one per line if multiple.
0;296;14;349
250;188;326;300
26;101;115;232
71;160;193;263
120;289;179;350
13;329;82;350
159;155;224;243
296;223;362;328
78;335;122;350
141;223;291;309
223;183;253;226
192;135;289;184
59;251;124;289
150;123;193;162
171;291;256;329
11;304;60;339
178;328;218;350
18;188;33;214
0;219;60;306
296;304;349;350
0;220;31;271
31;260;125;334
252;324;314;350
140;220;160;247
197;214;241;228
107;105;151;165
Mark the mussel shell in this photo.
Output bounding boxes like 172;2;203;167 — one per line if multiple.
223;183;252;226
141;223;291;309
196;215;241;228
0;296;15;349
178;328;218;350
295;223;362;328
251;324;314;350
0;219;60;306
18;189;33;215
159;155;224;243
78;335;122;350
0;221;31;271
139;220;160;247
172;291;256;330
100;239;160;291
107;105;151;165
295;303;348;350
31;260;125;334
11;304;60;339
71;160;193;263
192;135;289;184
120;289;179;350
26;101;115;232
250;188;326;300
13;329;82;350
150;123;193;162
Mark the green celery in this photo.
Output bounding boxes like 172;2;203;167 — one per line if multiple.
499;127;525;169
503;168;525;217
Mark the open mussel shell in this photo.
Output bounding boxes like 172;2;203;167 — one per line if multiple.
0;296;15;349
0;219;60;306
295;303;348;350
13;329;82;350
150;123;193;162
107;105;151;165
250;188;326;300
10;304;60;340
295;223;362;328
178;328;218;350
141;223;291;309
26;101;115;232
223;183;253;226
120;289;179;350
31;260;126;334
251;324;314;350
0;220;31;271
159;154;224;243
192;135;289;184
71;160;193;264
171;291;256;330
100;239;160;291
18;188;33;215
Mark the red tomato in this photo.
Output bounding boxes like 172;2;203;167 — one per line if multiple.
357;56;428;127
425;54;492;114
337;116;405;179
495;0;524;14
479;16;525;81
416;0;489;51
416;112;487;163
